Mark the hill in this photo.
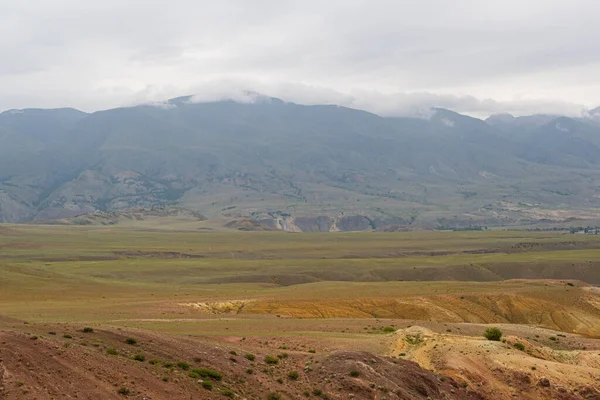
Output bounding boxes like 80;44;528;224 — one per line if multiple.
3;96;600;229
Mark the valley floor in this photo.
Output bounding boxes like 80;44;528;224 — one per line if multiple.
2;226;600;399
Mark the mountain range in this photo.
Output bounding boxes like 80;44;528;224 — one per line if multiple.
2;95;600;230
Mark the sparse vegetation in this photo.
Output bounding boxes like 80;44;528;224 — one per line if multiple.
267;393;281;400
125;338;137;345
132;354;145;362
82;327;94;333
350;370;360;377
244;353;256;361
106;348;118;355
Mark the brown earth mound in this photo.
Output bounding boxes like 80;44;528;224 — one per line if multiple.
0;325;487;400
306;351;484;399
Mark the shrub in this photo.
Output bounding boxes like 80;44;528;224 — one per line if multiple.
191;367;222;381
201;381;213;390
48;331;56;335
63;334;73;339
133;354;145;362
244;353;256;361
149;359;160;365
125;338;137;345
288;370;299;380
82;327;94;333
221;388;234;397
106;348;118;355
276;377;283;384
312;388;323;396
350;370;360;377
484;327;502;341
229;350;237;355
267;393;281;400
549;336;557;341
308;349;316;354
117;387;130;395
163;361;174;368
382;326;395;333
514;342;525;351
246;368;254;374
265;355;279;365
176;361;190;370
277;353;289;359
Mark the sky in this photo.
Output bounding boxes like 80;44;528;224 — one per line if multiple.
1;0;600;117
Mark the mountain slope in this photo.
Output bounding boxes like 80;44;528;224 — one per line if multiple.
2;97;600;228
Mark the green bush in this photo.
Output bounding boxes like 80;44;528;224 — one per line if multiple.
201;380;213;390
125;338;137;345
221;388;234;397
514;342;525;351
133;354;145;362
350;370;360;377
244;353;256;361
265;355;279;365
267;393;281;400
176;361;190;370
191;367;223;381
163;361;174;368
484;327;502;341
82;327;94;333
117;387;130;395
382;326;395;333
106;348;118;355
288;370;300;380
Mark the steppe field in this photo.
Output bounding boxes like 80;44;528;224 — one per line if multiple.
2;224;600;399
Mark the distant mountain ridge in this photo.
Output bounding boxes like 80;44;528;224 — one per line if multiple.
2;96;600;230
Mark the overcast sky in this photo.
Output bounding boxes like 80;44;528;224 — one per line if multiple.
1;0;599;117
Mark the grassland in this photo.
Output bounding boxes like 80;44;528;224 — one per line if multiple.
2;225;600;331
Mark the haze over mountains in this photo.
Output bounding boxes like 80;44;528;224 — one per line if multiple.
2;95;600;230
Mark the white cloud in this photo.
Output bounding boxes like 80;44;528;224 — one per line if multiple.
0;0;599;116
